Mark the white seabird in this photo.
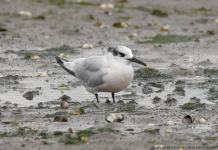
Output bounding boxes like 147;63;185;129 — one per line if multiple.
56;45;148;103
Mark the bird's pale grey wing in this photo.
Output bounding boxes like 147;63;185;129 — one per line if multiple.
55;56;76;77
76;56;107;87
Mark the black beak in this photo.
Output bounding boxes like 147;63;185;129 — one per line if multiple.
127;57;148;67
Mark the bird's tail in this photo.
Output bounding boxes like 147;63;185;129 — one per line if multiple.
55;56;76;77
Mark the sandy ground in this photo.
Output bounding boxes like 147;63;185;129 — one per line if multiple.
1;0;218;149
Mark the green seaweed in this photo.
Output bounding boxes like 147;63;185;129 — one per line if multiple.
117;16;133;20
136;34;199;44
207;87;218;101
192;7;212;11
194;136;201;140
79;108;86;114
209;145;218;149
179;138;187;141
64;137;86;145
148;141;161;144
195;18;208;24
43;114;59;118
179;103;205;110
204;69;218;78
59;84;67;87
81;14;95;22
0;132;7;138
117;103;135;113
134;68;172;81
144;129;159;134
77;130;97;137
98;128;120;134
206;137;217;140
4;45;76;59
133;112;149;115
70;1;100;6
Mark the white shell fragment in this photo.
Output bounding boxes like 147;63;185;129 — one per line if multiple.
99;3;107;9
30;55;40;60
154;145;164;148
105;113;124;123
19;10;32;16
36;72;49;77
128;33;138;39
59;53;65;57
165;130;172;133
107;3;114;9
199;118;206;123
82;44;94;49
61;101;69;109
146;123;155;127
166;120;175;125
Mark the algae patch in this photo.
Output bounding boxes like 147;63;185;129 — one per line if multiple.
179;103;205;110
135;34;199;44
144;129;159;134
98;128;120;134
134;68;172;81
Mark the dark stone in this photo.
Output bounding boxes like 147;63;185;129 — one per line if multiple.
190;97;201;104
23;91;34;100
59;95;72;102
182;115;192;124
152;96;161;104
126;129;134;131
117;100;124;104
173;87;185;96
105;99;111;104
54;116;68;122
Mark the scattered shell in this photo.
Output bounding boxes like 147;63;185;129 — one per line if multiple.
59;53;65;57
19;10;32;16
36;72;49;77
107;4;114;9
80;136;88;141
182;115;192;124
172;120;178;125
53;131;63;136
71;108;81;115
105;113;124;123
61;101;69;109
121;133;127;136
40;72;49;77
192;118;197;124
160;24;169;31
154;145;164;148
30;55;40;60
68;128;74;133
166;120;175;126
113;108;117;112
105;11;113;16
99;3;107;9
113;21;128;28
194;76;205;80
183;28;189;32
178;148;185;150
54;116;68;122
82;44;94;49
128;33;138;39
165;130;172;133
146;123;155;127
199;118;206;123
215;18;218;23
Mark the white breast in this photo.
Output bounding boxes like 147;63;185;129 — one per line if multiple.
96;60;134;93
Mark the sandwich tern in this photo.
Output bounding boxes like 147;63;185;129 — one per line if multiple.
56;46;148;103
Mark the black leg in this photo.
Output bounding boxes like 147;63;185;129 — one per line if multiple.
112;93;115;103
95;94;99;103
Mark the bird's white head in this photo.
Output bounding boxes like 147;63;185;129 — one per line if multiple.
107;46;148;67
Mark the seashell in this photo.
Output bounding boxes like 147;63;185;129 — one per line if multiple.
99;3;107;9
30;55;40;60
182;115;192;124
166;120;175;125
146;123;155;127
199;118;206;123
107;3;114;9
105;113;124;123
61;101;69;109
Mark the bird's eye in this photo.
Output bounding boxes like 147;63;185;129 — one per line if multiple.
119;52;125;57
